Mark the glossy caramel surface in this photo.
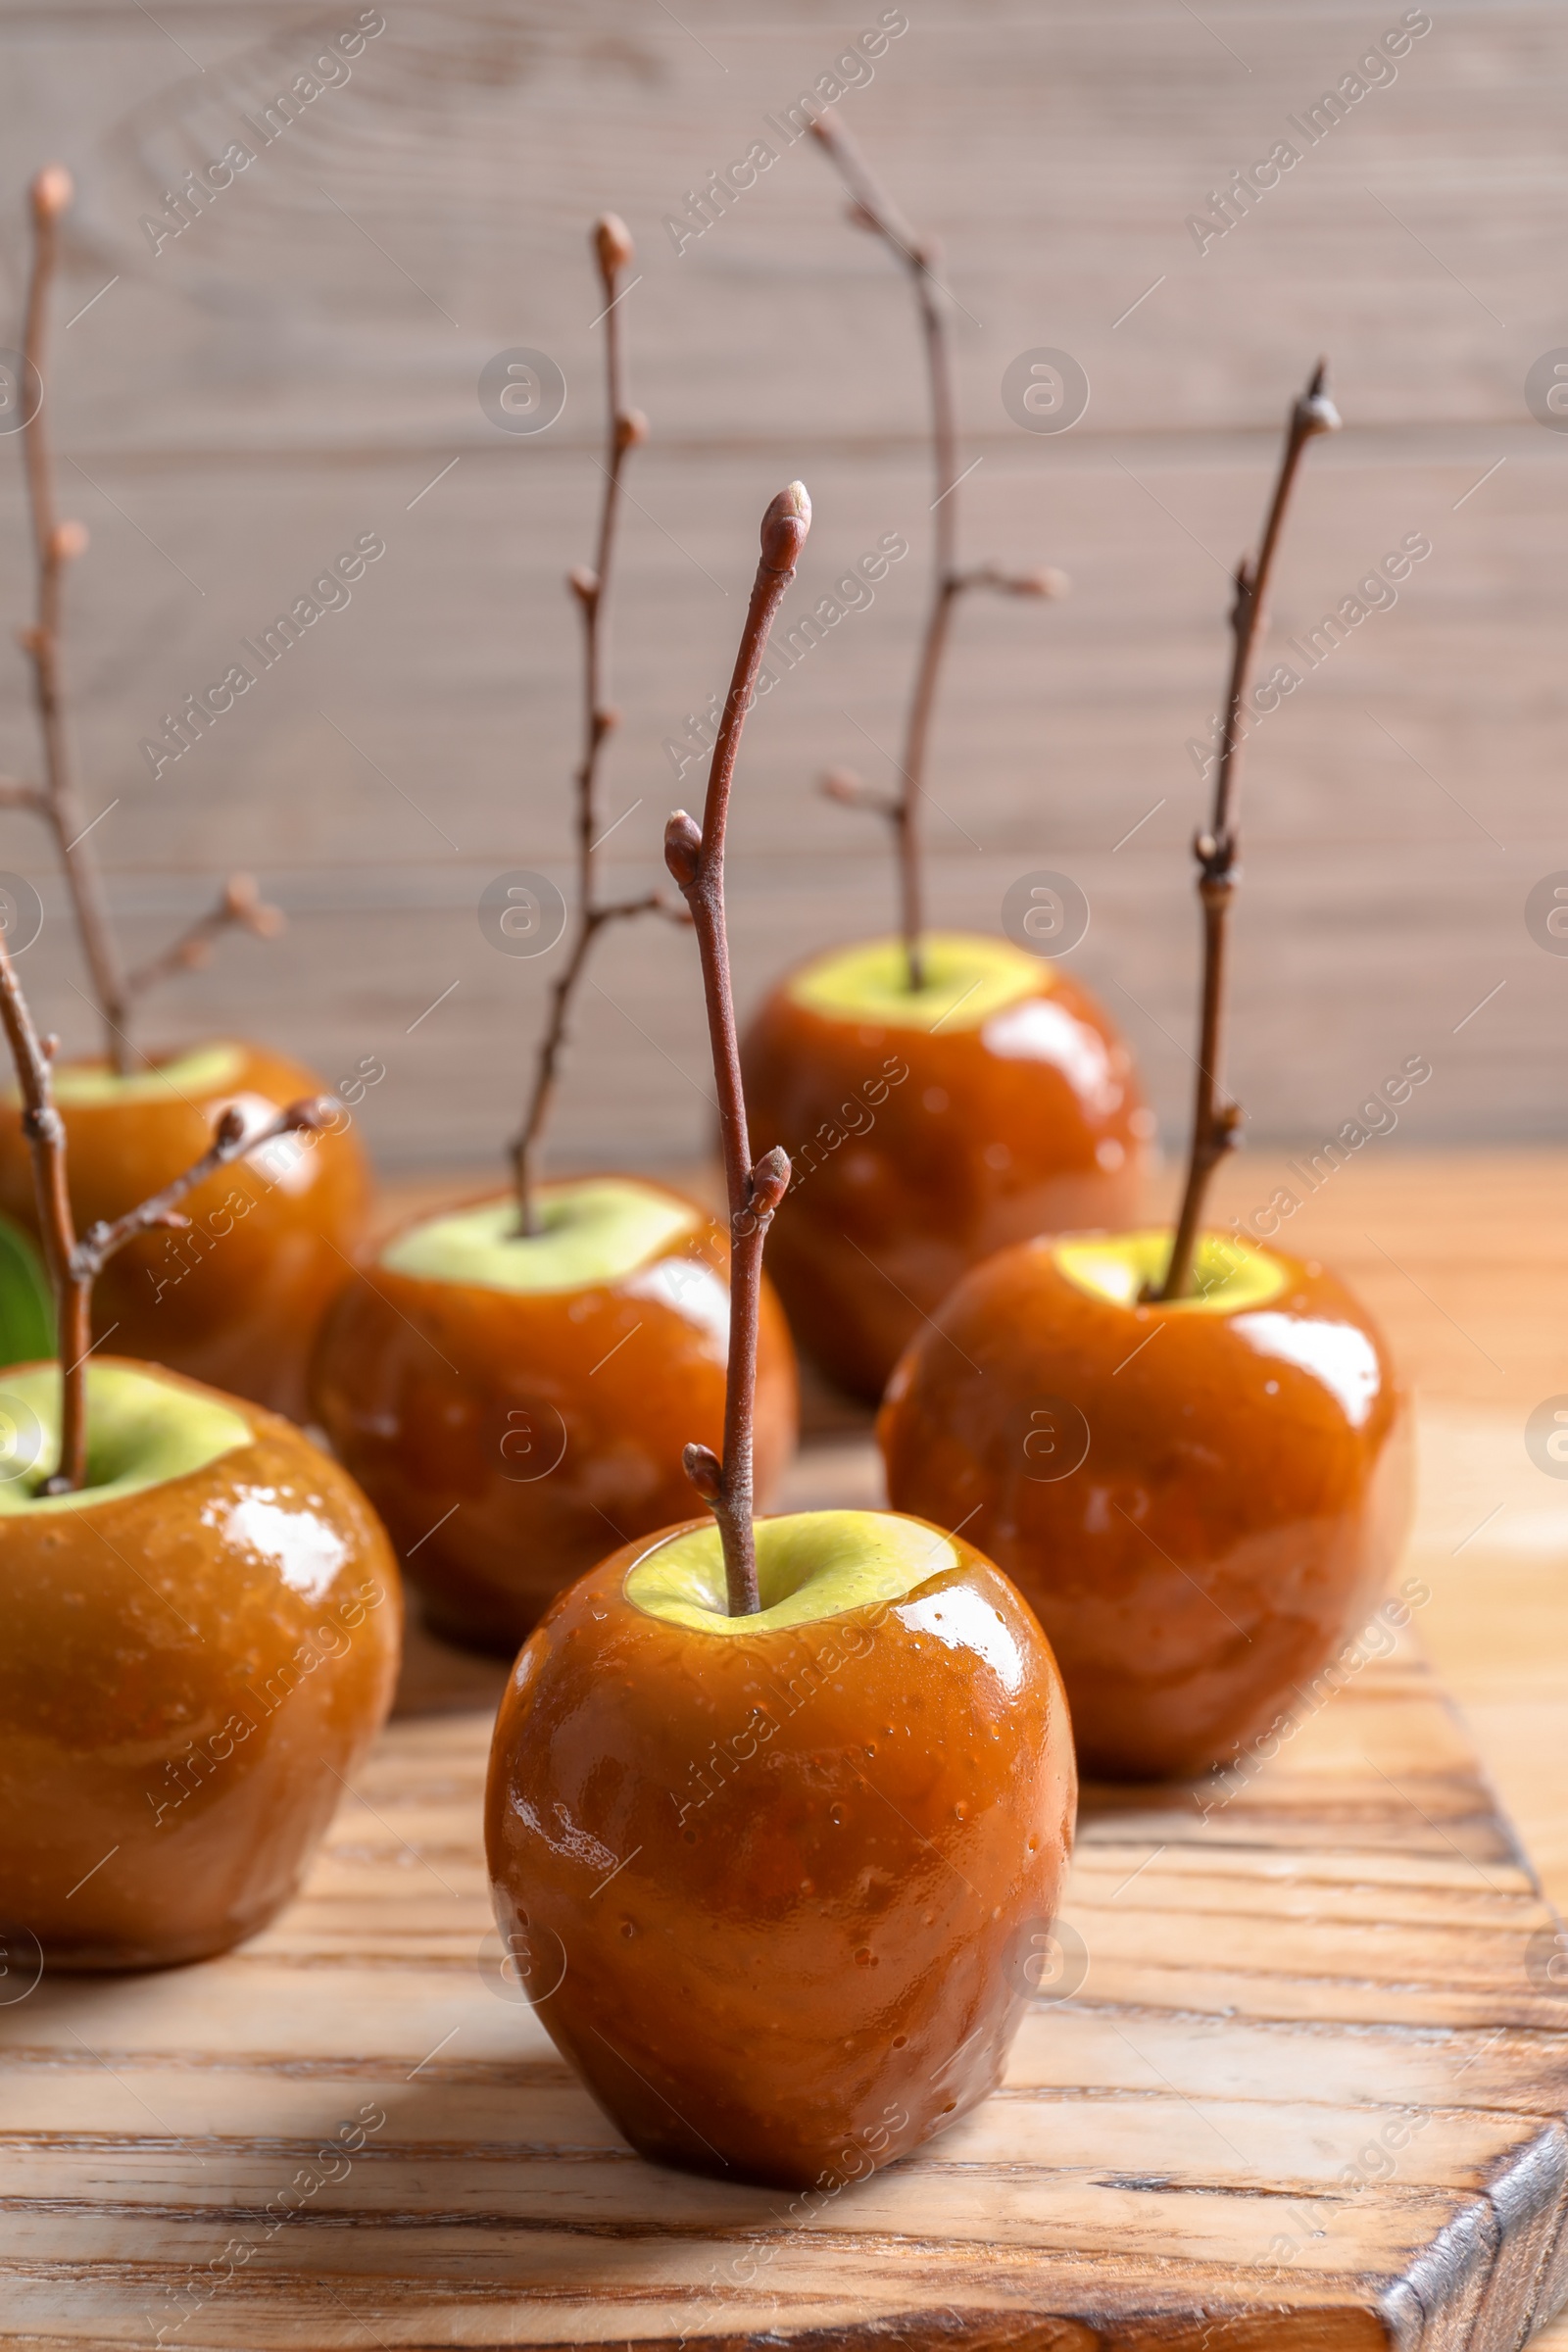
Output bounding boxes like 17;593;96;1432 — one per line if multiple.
310;1184;799;1652
0;1359;401;1970
485;1518;1076;2187
741;953;1146;1399
0;1041;370;1420
879;1239;1413;1780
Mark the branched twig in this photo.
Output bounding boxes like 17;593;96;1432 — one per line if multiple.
664;483;809;1617
18;166;130;1068
11;168;282;1070
0;897;333;1491
510;214;668;1233
1156;361;1341;1303
122;873;285;1000
74;1095;332;1281
809;116;1065;991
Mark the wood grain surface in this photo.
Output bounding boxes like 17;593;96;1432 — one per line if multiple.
0;2;1564;1167
5;1146;1568;2351
1;1460;1563;2349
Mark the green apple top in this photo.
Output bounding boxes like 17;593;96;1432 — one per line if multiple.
0;1360;250;1514
785;933;1049;1033
380;1178;704;1296
625;1508;963;1638
41;1043;248;1104
1054;1228;1291;1316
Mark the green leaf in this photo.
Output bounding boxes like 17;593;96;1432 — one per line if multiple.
0;1212;54;1368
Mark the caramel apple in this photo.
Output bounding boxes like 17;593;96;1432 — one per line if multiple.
310;1175;797;1651
882;364;1410;1782
741;932;1147;1399
312;215;798;1649
2;168;358;1415
0;1041;370;1418
487;482;1077;2191
0;1357;400;1969
734;120;1144;1400
879;1229;1411;1779
0;921;400;1973
487;1507;1074;2185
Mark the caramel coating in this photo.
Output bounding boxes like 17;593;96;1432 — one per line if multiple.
485;1520;1076;2187
310;1186;799;1652
879;1242;1414;1780
0;1363;401;1970
0;1042;370;1420
740;966;1145;1399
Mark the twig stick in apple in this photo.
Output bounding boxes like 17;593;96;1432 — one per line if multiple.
1156;361;1341;1303
0;907;334;1492
122;874;286;998
808;116;1063;993
10;167;282;1074
511;215;668;1234
664;482;809;1617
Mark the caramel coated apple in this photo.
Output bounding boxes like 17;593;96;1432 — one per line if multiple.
0;1040;370;1419
741;933;1149;1399
879;1229;1413;1781
0;1356;401;1971
485;1508;1076;2187
311;1177;798;1652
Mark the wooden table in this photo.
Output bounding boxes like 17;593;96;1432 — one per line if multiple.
386;1144;1568;2349
5;1147;1568;2347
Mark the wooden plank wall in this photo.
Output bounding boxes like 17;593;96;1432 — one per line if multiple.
0;0;1563;1171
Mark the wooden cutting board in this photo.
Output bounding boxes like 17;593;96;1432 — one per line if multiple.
4;1525;1568;2349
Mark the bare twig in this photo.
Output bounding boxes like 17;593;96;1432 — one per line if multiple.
664;483;809;1616
820;765;898;821
74;1094;334;1283
18;167;130;1068
1156;361;1341;1303
0;893;333;1490
510;215;667;1233
809;116;1065;991
10;168;282;1069
122;873;285;1000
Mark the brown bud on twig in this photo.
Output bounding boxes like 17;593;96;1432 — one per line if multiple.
1298;359;1341;438
760;480;810;576
51;521;88;564
594;212;635;279
222;873;286;940
286;1094;339;1134
663;809;703;890
682;1442;723;1502
615;407;649;451
30;166;73;222
748;1146;791;1219
846;200;880;234
958;563;1069;601
214;1105;247;1149
16;628;43;659
818;765;897;821
1004;565;1068;599
567;564;598;605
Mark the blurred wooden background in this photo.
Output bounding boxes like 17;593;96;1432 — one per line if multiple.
0;0;1565;1171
